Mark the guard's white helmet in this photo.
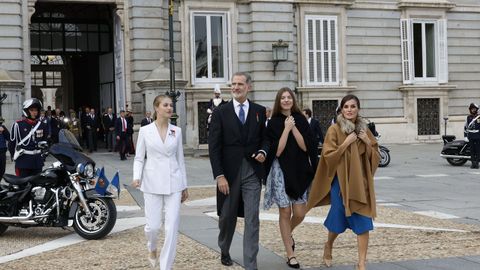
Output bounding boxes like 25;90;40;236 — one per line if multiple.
22;98;43;119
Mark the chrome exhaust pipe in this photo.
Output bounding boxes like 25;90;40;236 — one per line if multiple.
0;201;37;224
440;154;471;159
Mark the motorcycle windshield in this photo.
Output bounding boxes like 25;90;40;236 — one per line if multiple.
58;129;82;151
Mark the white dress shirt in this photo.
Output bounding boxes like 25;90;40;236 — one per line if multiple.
232;99;249;122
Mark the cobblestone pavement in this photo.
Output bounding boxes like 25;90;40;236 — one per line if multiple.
1;146;480;269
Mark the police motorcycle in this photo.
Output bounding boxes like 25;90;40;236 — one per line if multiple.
440;114;473;166
0;129;117;239
367;122;391;167
440;135;470;166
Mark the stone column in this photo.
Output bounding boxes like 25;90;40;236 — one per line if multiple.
40;87;57;110
137;59;187;141
0;69;24;125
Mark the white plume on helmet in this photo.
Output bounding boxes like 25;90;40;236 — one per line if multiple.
213;84;221;94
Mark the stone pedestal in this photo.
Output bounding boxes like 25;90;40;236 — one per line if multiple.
137;59;187;141
0;69;24;125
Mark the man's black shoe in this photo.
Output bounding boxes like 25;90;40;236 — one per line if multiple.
221;253;233;266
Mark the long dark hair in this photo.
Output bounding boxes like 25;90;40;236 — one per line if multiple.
272;87;301;117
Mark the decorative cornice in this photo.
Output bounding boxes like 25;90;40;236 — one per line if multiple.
398;84;456;92
398;0;456;9
297;86;357;92
237;0;354;6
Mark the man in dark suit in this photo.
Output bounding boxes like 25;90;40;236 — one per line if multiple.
115;110;128;160
140;111;153;127
208;72;270;270
81;106;90;148
102;107;116;152
86;108;99;152
50;110;61;144
125;110;135;154
303;108;324;145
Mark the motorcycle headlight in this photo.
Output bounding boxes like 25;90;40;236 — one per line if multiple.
76;163;95;178
84;164;95;178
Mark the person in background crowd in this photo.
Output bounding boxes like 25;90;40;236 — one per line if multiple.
307;95;380;270
115;110;128;160
81;106;90;149
207;84;228;131
126;110;135;155
265;106;272;127
9;98;48;177
86;108;99;153
303;108;324;145
39;109;51;142
465;103;480;169
141;111;153;127
50;110;61;144
102;107;116;152
59;111;68;129
68;111;81;143
0;117;10;180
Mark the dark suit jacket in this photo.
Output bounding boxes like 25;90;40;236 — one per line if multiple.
85;114;99;131
140;117;153;127
115;117;128;137
102;114;116;130
208;100;270;217
126;115;134;135
310;118;324;145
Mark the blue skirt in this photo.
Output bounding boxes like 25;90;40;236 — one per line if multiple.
324;176;373;235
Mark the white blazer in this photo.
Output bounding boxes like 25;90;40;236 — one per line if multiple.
133;123;187;195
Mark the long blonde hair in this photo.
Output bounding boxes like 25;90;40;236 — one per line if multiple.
152;95;172;120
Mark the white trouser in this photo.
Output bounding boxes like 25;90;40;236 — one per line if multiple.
144;191;182;270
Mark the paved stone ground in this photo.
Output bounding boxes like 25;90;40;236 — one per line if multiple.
1;145;480;269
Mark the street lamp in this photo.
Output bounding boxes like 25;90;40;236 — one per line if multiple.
272;39;289;75
166;0;181;125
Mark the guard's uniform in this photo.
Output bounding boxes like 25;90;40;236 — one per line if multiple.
466;114;480;168
9;118;48;177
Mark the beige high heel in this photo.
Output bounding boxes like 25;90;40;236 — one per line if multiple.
148;250;158;268
323;243;333;267
355;263;366;270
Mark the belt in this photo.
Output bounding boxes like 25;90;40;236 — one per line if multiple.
23;150;42;155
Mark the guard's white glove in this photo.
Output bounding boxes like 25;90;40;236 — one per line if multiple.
464;137;469;142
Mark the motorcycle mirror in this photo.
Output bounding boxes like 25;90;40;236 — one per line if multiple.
37;141;49;149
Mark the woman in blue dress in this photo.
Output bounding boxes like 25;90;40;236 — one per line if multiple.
307;95;380;270
264;87;317;269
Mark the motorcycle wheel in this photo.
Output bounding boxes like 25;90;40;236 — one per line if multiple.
0;223;8;235
73;197;117;240
446;158;468;166
379;148;391;167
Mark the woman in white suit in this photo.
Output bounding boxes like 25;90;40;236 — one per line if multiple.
132;94;188;269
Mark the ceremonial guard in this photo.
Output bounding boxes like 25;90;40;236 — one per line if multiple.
206;84;227;130
9;98;48;177
68;111;82;142
466;103;480;169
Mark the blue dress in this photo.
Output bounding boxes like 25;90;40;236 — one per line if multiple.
324;176;373;235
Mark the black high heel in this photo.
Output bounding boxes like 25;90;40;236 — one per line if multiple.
286;256;300;269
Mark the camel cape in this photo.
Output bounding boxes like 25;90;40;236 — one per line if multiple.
306;119;380;218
